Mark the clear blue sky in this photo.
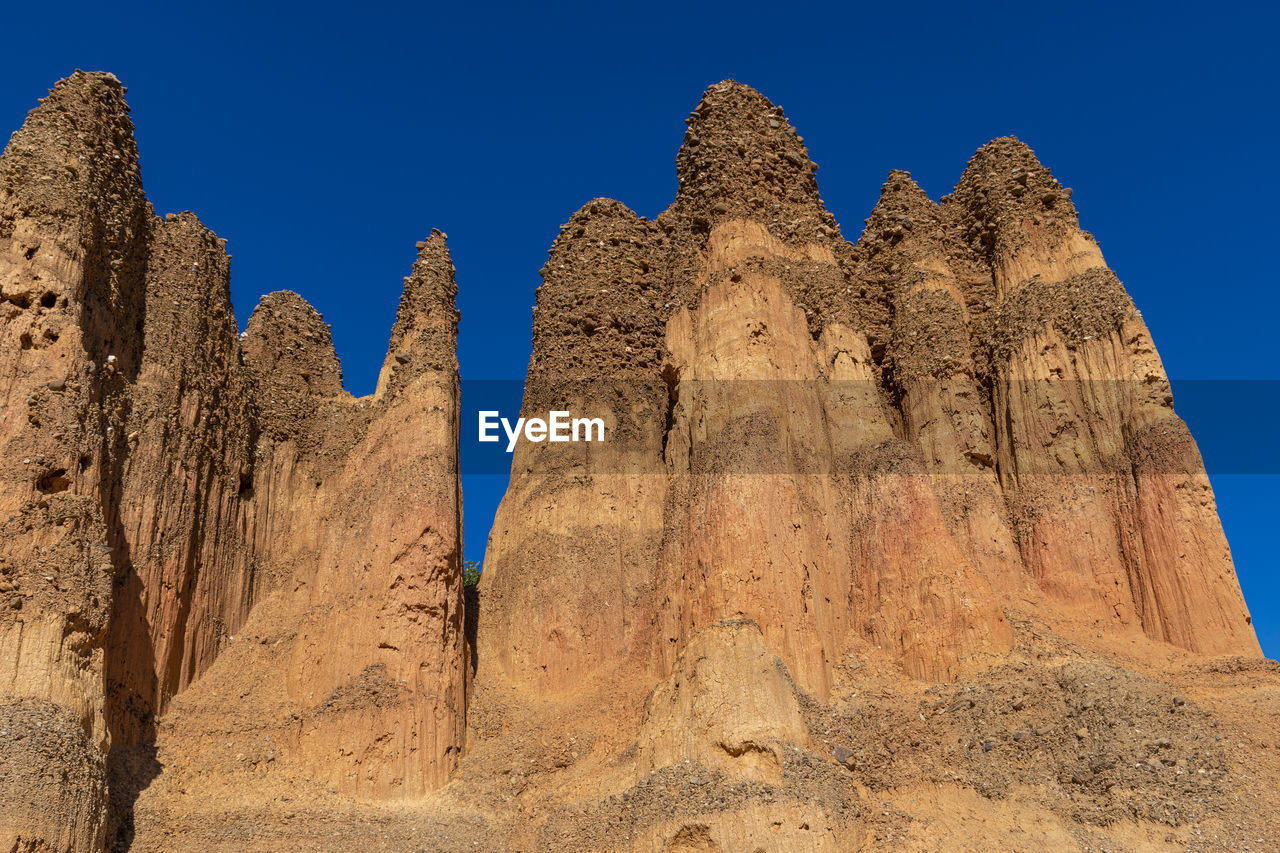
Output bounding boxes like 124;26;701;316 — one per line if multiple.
3;1;1275;655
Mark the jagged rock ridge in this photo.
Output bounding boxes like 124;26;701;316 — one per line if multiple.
0;72;1273;853
0;72;465;851
471;79;1264;850
480;81;1256;704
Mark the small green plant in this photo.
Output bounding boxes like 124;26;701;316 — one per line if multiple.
463;559;481;588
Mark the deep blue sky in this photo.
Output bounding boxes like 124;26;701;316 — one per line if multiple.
3;1;1276;656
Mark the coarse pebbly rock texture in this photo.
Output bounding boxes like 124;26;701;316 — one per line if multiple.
0;72;1277;853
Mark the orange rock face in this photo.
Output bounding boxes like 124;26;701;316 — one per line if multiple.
0;72;1269;853
0;71;150;852
943;138;1259;656
467;80;1264;850
479;85;1258;694
0;74;465;852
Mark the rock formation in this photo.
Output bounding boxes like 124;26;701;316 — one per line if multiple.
0;71;150;852
0;72;1273;853
467;79;1265;851
480;82;1257;690
0;72;464;852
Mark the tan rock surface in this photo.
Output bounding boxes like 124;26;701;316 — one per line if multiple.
0;72;1273;853
0;74;466;851
0;70;150;853
463;80;1268;852
946;137;1259;655
636;619;809;784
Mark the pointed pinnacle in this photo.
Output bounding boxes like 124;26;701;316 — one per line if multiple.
0;71;144;221
672;79;822;223
380;230;460;396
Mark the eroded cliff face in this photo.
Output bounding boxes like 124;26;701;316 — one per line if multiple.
467;79;1264;851
0;71;149;852
0;71;1272;853
480;82;1257;684
478;85;1016;707
0;73;465;852
941;139;1256;656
